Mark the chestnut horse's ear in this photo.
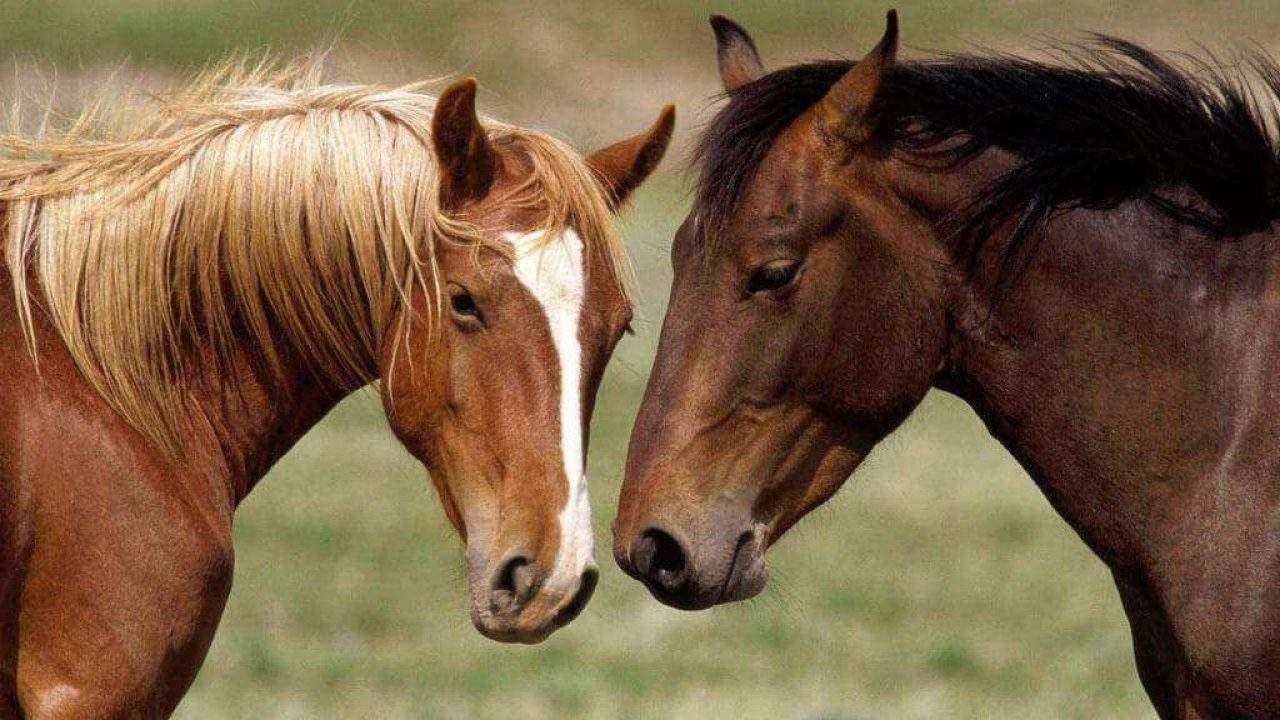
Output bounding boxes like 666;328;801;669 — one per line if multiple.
711;15;765;92
816;9;899;145
432;77;497;212
586;104;676;210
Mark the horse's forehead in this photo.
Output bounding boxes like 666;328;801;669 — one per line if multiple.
710;128;843;260
749;127;824;207
505;228;629;314
504;229;588;310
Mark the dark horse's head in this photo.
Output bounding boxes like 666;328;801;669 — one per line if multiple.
614;11;955;608
615;6;1280;610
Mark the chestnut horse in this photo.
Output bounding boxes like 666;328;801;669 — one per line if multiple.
0;60;673;717
615;11;1280;719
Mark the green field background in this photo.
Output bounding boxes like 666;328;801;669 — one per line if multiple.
7;2;1280;717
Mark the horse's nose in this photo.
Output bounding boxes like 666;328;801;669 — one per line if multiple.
488;550;538;615
630;527;691;599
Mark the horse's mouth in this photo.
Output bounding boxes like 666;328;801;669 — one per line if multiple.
718;526;767;604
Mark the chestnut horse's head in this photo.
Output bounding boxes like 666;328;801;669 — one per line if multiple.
615;12;952;609
384;79;673;641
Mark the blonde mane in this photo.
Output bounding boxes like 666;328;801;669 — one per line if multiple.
0;56;628;453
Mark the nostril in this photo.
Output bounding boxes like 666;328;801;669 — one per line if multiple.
649;531;686;575
630;533;657;577
634;528;688;592
490;553;536;613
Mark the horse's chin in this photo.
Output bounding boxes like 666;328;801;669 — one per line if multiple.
467;588;585;644
469;609;560;644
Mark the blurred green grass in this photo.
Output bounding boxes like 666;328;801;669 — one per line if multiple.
10;1;1279;717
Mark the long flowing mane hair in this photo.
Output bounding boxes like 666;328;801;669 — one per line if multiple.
693;38;1280;285
1;57;628;452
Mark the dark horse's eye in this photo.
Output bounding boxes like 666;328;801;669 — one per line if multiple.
746;260;802;295
450;290;482;321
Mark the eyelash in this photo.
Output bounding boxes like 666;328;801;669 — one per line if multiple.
746;261;802;294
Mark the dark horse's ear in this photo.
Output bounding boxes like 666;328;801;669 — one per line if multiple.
816;9;899;145
586;104;676;210
710;15;765;92
432;77;497;213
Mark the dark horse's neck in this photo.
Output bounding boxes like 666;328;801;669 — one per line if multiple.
900;153;1280;567
916;154;1280;714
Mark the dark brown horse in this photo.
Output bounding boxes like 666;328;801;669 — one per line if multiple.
0;60;672;717
615;11;1280;719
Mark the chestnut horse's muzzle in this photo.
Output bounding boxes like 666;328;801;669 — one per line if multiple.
468;548;599;643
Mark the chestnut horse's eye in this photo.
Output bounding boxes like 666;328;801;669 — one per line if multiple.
746;260;802;295
450;290;483;323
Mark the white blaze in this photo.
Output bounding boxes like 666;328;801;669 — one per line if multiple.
508;229;595;589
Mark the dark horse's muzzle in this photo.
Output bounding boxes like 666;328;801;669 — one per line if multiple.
614;510;768;610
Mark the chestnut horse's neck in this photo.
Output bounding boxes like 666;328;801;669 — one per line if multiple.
0;253;355;507
919;156;1280;569
183;346;354;503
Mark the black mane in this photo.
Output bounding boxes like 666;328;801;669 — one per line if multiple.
693;38;1280;276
